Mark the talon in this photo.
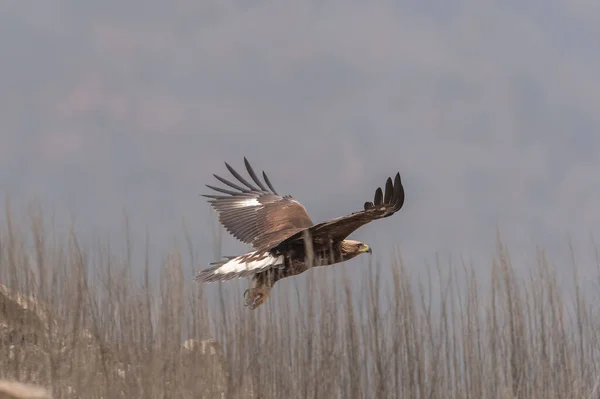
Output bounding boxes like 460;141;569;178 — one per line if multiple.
243;289;252;306
251;294;262;309
245;293;262;309
243;288;268;309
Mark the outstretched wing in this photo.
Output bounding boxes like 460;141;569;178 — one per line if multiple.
279;172;404;245
202;157;315;249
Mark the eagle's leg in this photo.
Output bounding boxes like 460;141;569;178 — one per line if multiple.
243;271;277;310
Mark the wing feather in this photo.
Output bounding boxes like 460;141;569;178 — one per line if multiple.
244;157;269;192
225;161;260;191
205;184;239;196
202;157;314;248
213;173;249;192
373;187;383;206
262;171;279;195
383;177;394;204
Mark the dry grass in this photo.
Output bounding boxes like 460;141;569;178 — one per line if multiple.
2;201;600;398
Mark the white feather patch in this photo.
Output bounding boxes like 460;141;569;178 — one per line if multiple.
213;251;284;275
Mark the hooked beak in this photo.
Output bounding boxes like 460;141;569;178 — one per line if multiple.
361;244;372;254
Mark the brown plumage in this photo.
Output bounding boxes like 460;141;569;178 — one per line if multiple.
195;157;405;309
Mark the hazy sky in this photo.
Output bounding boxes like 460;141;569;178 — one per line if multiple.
2;0;600;289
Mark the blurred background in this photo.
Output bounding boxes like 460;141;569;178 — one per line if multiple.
1;0;599;287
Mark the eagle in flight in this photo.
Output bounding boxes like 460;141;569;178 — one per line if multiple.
195;157;405;309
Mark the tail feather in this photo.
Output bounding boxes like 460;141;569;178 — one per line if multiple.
195;250;284;283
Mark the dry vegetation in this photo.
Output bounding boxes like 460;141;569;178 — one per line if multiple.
2;201;600;398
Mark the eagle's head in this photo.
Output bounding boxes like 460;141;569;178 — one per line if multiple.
340;239;372;260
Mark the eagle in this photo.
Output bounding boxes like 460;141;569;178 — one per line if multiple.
195;157;405;309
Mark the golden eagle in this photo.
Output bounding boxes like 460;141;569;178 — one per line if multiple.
195;157;405;309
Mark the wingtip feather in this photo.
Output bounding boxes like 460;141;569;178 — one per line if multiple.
374;187;383;205
226;161;260;191
262;170;279;195
244;157;269;192
393;172;404;209
383;177;394;204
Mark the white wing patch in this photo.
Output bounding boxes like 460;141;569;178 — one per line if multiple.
214;251;283;274
191;250;286;284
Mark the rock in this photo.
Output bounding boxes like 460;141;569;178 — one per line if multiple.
0;380;51;399
1;282;232;397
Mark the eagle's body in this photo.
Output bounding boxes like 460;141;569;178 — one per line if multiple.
195;157;405;309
